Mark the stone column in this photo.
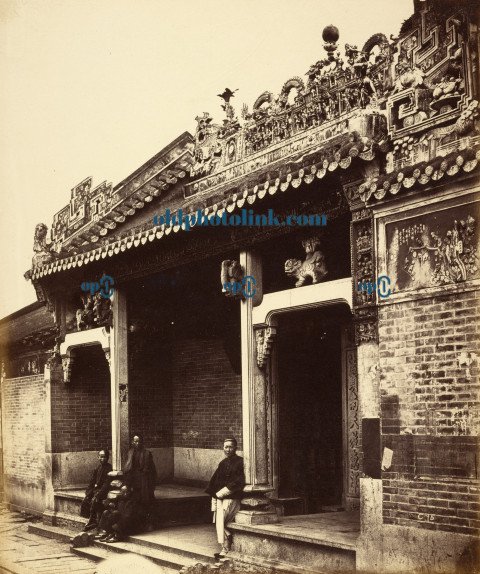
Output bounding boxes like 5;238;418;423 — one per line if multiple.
236;250;278;525
43;359;63;525
110;287;129;471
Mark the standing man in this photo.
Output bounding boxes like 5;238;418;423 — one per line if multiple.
206;437;245;558
80;449;112;532
123;434;157;527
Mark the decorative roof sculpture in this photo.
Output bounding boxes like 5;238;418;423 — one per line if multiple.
25;0;480;281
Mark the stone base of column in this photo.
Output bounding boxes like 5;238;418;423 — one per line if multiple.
237;491;279;524
235;508;279;525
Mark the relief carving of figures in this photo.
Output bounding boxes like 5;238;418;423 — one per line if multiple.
285;237;328;287
403;216;477;285
93;292;113;327
32;223;56;268
187;3;474;182
387;209;479;291
76;294;112;331
190;25;395;166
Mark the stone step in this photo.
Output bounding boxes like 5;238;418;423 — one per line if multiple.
71;546;179;573
94;538;197;570
43;508;88;530
70;545;113;562
28;522;77;543
127;533;216;564
30;520;216;572
229;551;335;574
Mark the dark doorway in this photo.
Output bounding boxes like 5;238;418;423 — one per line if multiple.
277;308;345;514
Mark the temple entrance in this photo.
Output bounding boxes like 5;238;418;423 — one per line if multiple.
276;306;352;515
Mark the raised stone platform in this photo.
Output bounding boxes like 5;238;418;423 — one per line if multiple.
230;511;360;574
44;483;211;529
32;510;360;574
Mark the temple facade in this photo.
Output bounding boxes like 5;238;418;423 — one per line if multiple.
1;0;479;571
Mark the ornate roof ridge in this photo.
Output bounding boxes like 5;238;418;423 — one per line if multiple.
25;140;480;282
42;131;194;257
25;0;480;283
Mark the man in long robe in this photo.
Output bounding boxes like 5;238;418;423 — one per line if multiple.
206;437;245;558
123;434;157;526
80;449;112;531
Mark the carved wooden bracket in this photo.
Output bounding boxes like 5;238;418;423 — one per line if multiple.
61;354;74;384
255;326;277;369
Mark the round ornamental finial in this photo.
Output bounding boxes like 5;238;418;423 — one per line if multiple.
322;25;339;43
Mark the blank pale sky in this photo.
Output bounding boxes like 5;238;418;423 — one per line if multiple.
0;0;413;318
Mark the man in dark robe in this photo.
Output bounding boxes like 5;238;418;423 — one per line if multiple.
206;437;245;558
97;486;145;542
80;449;112;532
123;434;157;525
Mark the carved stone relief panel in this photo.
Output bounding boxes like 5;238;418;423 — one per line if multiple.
380;194;480;295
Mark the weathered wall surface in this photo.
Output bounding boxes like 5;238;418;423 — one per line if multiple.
50;346;111;454
129;338;173;450
2;374;45;514
379;291;480;537
357;288;480;572
172;338;242;481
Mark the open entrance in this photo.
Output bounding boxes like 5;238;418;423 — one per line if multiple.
276;306;351;515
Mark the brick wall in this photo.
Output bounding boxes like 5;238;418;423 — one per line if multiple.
172;338;242;450
51;346;111;452
129;339;173;448
2;374;45;512
378;290;480;536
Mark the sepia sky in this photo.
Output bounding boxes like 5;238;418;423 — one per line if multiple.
0;0;413;319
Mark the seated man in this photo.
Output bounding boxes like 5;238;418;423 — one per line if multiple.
97;485;145;543
80;449;112;532
206;437;245;558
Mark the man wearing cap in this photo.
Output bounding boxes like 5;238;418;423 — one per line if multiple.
80;449;112;532
206;437;245;558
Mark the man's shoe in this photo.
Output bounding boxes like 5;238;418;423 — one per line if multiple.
103;534;115;542
93;531;106;540
83;523;97;532
106;534;120;543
